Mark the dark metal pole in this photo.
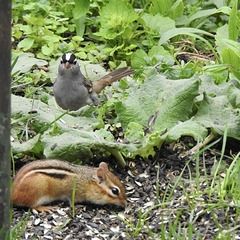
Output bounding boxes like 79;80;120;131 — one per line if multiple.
0;0;11;239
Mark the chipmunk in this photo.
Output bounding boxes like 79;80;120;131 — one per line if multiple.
11;159;127;211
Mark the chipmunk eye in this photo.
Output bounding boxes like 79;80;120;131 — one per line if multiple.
111;187;120;196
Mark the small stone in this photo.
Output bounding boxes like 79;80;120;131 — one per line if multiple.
33;218;41;226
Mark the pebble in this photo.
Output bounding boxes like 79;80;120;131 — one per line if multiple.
33;218;41;226
11;143;240;239
87;222;98;228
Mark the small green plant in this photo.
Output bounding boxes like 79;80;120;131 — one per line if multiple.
71;177;77;218
116;206;157;238
116;131;240;239
220;151;240;200
9;210;30;240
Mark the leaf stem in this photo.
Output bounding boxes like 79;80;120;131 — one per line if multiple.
104;146;126;168
183;132;219;157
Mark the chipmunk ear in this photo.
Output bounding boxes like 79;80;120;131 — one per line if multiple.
99;162;109;171
96;166;106;184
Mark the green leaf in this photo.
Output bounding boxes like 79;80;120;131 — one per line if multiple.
11;93;138;163
170;0;184;19
23;2;37;10
213;0;225;8
131;49;148;69
75;15;86;37
215;24;229;55
218;38;240;58
230;68;240;80
11;92;139;162
211;159;227;176
198;75;239;98
11;94;103;133
186;9;217;25
96;0;138;39
18;38;34;51
12;134;44;158
72;36;84;42
130;130;165;158
11;52;47;74
73;0;90;19
158;27;220;62
222;48;240;70
116;73;200;134
228;0;238;41
227;83;240;108
42;130;105;161
159;27;215;45
18;24;33;35
185;7;231;26
193;92;240;140
149;0;172;15
166;120;207;143
42;44;54;56
148;46;174;62
142;13;175;35
125;122;146;143
131;46;173;69
41;127;138;162
216;37;240;78
23;14;45;26
203;64;230;75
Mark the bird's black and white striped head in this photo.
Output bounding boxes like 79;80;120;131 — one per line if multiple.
58;53;80;76
61;53;77;66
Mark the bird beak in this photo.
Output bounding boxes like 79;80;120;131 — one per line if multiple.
64;62;71;69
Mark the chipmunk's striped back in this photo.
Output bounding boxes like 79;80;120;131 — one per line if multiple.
11;159;127;211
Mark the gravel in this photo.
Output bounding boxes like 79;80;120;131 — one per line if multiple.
11;139;240;239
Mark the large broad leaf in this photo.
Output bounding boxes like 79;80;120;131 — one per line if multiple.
12;134;44;158
195;76;240;139
115;73;203;157
11;94;138;162
11;71;240;161
193;92;240;140
12;52;47;75
115;73;200;132
11;94;103;132
166;120;208;143
11;72;203;160
41;128;138;161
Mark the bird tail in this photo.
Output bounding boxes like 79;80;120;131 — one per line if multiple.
92;67;136;94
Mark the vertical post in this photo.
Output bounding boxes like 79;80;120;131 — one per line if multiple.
0;0;11;239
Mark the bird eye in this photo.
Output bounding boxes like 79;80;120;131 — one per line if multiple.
73;60;77;65
61;60;63;64
111;187;120;196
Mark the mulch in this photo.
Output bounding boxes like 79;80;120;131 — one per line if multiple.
11;137;240;239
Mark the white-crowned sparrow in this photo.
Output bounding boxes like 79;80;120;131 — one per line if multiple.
53;53;136;111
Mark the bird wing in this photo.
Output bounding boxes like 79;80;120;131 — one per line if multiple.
92;67;136;94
